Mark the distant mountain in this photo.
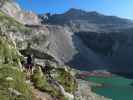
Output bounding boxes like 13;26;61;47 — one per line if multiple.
39;9;133;73
39;8;133;32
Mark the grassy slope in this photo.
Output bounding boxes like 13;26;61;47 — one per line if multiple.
0;36;34;100
0;64;32;100
0;11;34;100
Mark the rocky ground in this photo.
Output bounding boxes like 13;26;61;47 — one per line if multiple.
75;79;111;100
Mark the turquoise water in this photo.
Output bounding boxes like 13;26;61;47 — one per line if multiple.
84;75;133;100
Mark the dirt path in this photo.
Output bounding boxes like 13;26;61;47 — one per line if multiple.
24;71;53;100
32;86;53;100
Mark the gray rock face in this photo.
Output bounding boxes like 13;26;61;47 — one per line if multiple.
1;2;41;25
46;25;77;63
75;79;111;100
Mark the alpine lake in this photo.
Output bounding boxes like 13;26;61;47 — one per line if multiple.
83;73;133;100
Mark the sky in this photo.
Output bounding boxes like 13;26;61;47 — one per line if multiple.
16;0;133;19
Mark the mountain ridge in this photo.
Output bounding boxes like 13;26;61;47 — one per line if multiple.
39;8;133;34
40;8;133;24
39;8;133;73
40;8;133;21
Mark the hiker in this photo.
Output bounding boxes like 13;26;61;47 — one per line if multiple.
44;61;52;79
45;62;49;73
25;54;34;79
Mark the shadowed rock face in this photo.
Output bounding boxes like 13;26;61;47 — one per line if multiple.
20;48;57;62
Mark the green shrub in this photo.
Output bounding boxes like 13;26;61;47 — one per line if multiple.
0;64;33;100
32;67;68;99
32;66;77;100
0;36;21;65
54;68;77;94
32;67;53;92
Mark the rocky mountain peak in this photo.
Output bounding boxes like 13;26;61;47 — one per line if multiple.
87;11;102;16
65;8;101;16
65;8;86;15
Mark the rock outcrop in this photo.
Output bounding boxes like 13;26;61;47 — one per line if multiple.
1;1;41;25
75;79;110;100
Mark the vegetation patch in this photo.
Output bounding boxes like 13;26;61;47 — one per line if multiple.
0;36;21;65
32;66;76;100
54;68;77;94
0;64;33;100
31;67;62;98
0;36;33;100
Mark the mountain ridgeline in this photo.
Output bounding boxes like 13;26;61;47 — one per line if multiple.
39;8;133;73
